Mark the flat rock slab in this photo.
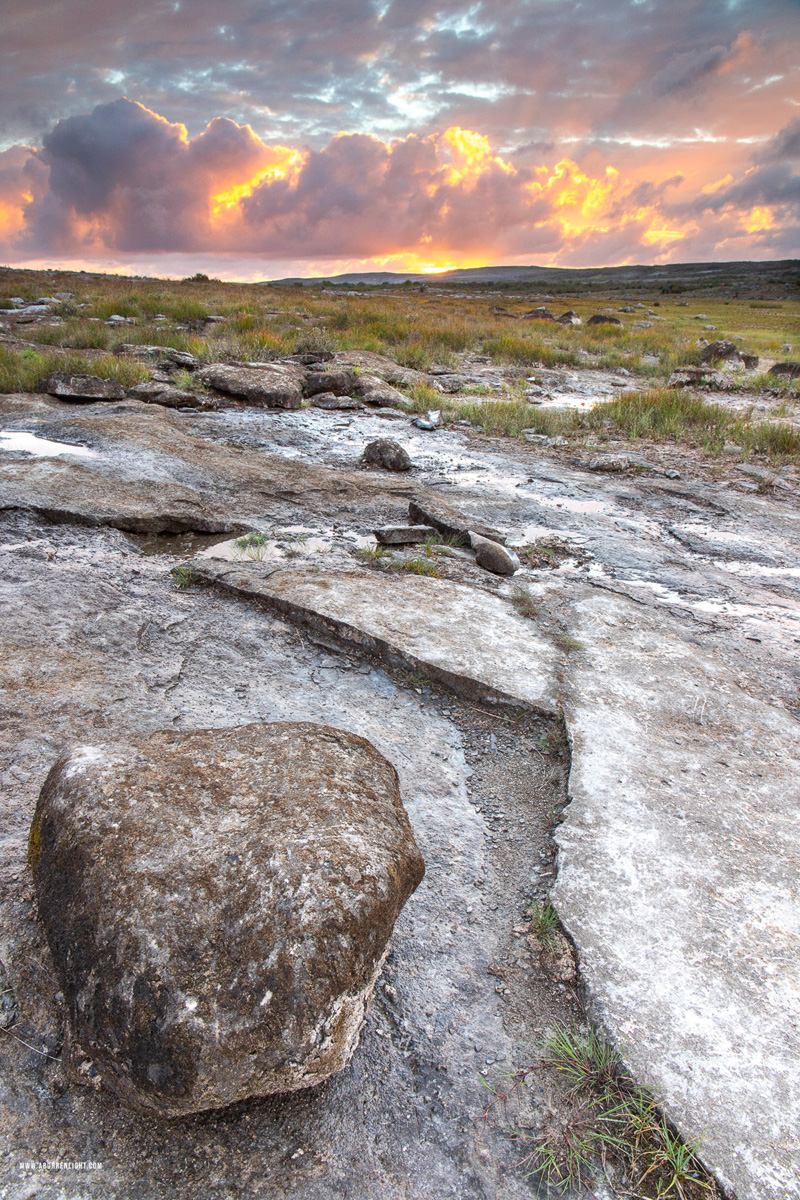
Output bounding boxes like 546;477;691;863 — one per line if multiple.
30;722;424;1117
188;561;560;715
553;589;800;1200
187;560;800;1199
0;394;413;532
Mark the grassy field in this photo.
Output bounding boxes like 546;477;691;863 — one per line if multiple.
1;266;798;463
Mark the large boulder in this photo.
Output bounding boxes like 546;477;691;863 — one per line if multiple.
351;373;411;408
768;361;800;379
468;532;520;576
700;341;742;366
29;722;424;1118
197;363;305;409
126;381;217;410
586;313;622;327
38;374;126;403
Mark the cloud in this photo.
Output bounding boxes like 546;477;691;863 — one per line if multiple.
1;97;797;272
761;117;800;163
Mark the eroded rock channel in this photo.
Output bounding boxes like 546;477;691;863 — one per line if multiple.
1;386;799;1200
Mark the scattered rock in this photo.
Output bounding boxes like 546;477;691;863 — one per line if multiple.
160;349;199;370
126;382;215;410
586;314;622;327
557;310;581;325
469;532;520;576
536;933;577;985
741;353;760;369
412;410;442;431
29;722;425;1117
432;375;466;393
304;370;358;397
38;373;126;403
668;366;732;390
374;525;437;545
352;374;411;408
311;393;364;411
768;362;800;379
197;363;304;409
408;498;501;542
633;320;653;329
588;454;631;473
700;341;742;366
362;439;412;472
289;350;336;365
521;307;558;322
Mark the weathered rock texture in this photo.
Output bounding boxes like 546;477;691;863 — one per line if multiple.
29;722;424;1118
362;439;411;472
197;363;304;409
469;532;520;576
38;373;126;402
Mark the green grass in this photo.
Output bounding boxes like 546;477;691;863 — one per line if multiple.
507;1025;719;1198
388;556;439;577
511;584;540;619
528;900;559;942
0;345;149;393
170;565;202;588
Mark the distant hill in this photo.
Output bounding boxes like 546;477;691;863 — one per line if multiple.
269;260;800;294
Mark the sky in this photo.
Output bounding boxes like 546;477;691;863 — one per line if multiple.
1;0;798;279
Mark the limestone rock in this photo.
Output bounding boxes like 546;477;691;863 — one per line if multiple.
304;369;358;397
469;532;520;576
374;525;436;545
408;497;501;543
126;382;215;410
768;361;800;379
311;392;364;410
198;363;304;409
588;454;631;473
38;374;126;403
352;373;410;408
668;366;732;390
586;313;622;327
700;341;742;365
29;722;424;1118
362;439;412;472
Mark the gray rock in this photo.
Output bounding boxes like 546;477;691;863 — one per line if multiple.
29;722;424;1117
38;373;126;403
520;307;557;322
431;375;466;393
588;454;630;473
160;349;199;370
304;369;358;397
351;374;410;408
586;313;622;326
374;525;436;545
362;439;412;472
197;363;304;409
768;361;800;379
741;353;760;369
557;310;581;325
126;382;215;410
668;366;732;390
633;320;653;329
468;532;520;576
408;497;500;543
310;392;364;410
0;959;18;1029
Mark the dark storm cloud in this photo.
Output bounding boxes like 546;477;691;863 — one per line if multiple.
761;118;800;163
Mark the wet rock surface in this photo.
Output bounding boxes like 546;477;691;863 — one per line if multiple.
31;722;424;1117
1;364;799;1198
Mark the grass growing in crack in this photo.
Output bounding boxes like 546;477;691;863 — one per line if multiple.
506;1025;719;1199
555;632;585;653
354;544;392;567
234;531;272;561
171;565;202;588
527;900;559;943
389;556;439;577
511;585;540;619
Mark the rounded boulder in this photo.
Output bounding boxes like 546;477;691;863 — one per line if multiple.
29;722;424;1117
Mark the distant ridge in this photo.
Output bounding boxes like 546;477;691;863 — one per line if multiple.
268;260;800;290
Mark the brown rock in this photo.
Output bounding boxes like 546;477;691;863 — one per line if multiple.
586;313;622;327
469;532;520;576
29;722;424;1117
304;369;358;397
700;341;742;366
768;361;800;379
197;363;304;409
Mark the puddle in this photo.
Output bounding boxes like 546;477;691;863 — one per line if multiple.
0;431;96;458
199;526;376;564
126;531;237;558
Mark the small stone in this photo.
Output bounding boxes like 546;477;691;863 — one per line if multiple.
469;532;520;576
538;933;577;985
362;439;412;472
588;454;630;473
374;525;436;545
38;373;126;403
